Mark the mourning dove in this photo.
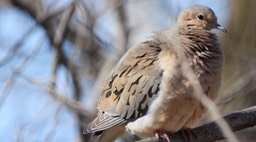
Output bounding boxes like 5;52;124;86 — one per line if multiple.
83;5;226;142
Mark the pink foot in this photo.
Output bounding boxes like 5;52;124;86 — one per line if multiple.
155;130;172;142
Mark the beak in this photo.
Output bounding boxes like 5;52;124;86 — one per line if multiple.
215;23;227;33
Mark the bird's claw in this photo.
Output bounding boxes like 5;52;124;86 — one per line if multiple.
155;130;172;142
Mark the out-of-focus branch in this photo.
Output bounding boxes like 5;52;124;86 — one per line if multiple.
114;0;130;53
11;0;73;45
0;38;42;109
53;3;75;48
11;3;91;140
87;0;130;112
50;2;75;88
11;0;72;27
46;87;92;120
11;0;82;103
20;74;93;121
138;105;256;142
0;25;36;67
218;70;256;109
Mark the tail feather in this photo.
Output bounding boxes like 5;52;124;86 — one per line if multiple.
83;113;126;134
89;124;126;142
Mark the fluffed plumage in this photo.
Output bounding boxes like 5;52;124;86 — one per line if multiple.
83;5;226;142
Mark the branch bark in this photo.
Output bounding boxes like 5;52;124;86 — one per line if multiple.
138;106;256;142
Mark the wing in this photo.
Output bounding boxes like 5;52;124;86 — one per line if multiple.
84;39;165;133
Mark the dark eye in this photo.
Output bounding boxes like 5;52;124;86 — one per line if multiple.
197;14;204;20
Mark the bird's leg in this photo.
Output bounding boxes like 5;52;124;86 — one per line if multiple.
155;128;195;142
155;130;172;142
179;127;195;142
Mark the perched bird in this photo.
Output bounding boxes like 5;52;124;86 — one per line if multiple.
83;5;226;142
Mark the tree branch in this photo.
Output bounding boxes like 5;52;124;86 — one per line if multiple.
137;106;256;142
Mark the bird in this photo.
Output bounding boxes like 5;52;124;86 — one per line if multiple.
83;5;226;142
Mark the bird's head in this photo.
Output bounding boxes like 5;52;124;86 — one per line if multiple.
177;5;227;33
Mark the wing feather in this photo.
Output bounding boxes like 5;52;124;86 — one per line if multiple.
85;39;165;133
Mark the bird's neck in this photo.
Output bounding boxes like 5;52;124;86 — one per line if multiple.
178;28;223;76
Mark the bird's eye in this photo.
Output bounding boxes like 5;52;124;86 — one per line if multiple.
197;14;204;20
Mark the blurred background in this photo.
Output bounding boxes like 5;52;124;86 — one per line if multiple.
0;0;255;142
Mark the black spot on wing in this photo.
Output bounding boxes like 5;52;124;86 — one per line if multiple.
148;86;154;98
140;93;147;105
102;74;119;98
108;74;118;88
113;95;120;101
138;104;148;117
119;66;130;78
105;91;111;98
148;84;160;98
130;110;136;118
128;75;143;92
154;86;160;94
136;94;148;117
125;61;139;76
131;89;136;96
135;53;147;58
114;87;124;97
123;108;135;119
126;95;130;105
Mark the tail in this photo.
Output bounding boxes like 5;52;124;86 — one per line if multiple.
84;125;126;142
83;112;127;142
